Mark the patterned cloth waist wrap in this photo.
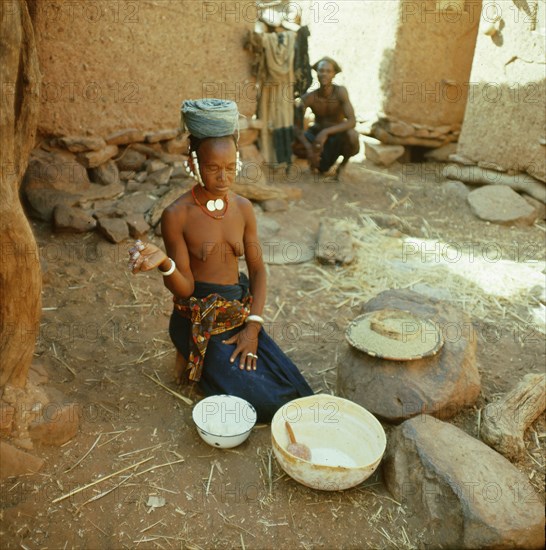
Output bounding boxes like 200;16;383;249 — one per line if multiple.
173;278;253;383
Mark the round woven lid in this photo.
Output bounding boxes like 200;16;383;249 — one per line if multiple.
345;309;443;361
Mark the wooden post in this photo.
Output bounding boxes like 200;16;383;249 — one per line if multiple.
481;373;546;460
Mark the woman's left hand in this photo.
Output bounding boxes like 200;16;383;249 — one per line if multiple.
223;324;260;371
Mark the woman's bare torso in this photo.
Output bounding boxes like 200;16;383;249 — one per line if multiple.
172;191;245;285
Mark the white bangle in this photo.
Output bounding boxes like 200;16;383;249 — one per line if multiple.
245;314;264;325
158;258;176;276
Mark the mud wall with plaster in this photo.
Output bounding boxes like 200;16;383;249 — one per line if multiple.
457;0;546;182
30;0;256;138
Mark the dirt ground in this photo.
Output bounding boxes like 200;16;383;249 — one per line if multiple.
1;158;545;549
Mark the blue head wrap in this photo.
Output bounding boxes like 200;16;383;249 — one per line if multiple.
180;98;239;139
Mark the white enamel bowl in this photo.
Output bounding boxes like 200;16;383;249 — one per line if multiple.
192;395;257;448
271;394;386;491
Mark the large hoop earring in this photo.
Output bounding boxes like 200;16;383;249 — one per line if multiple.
185;151;204;186
236;150;242;176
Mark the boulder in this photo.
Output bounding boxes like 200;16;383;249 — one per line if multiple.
337;289;480;422
89;159;119;185
24;148;90;193
96;217;130;243
383;416;545;549
57;135;106;152
28;403;80;446
116;148;147;172
106;128;147;145
0;441;44;479
53;205;97;233
77;145;119;168
467;186;538;225
25;188;80;222
364;142;405;167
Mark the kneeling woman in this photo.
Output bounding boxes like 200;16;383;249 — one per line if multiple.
129;99;313;422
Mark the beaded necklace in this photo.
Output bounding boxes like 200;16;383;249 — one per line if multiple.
191;185;229;220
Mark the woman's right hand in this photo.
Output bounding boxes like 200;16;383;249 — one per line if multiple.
128;240;167;274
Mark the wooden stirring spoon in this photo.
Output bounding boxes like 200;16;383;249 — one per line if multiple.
285;421;312;461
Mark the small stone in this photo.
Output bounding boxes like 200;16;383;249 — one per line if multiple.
135;170;148;182
29;403;80;446
96;217;130;243
127;214;151;237
414;128;431;138
163;136;189;155
115;193;156;215
106;128;147;145
261;198;288;212
147;159;169;173
428;124;451;137
89;160;120;185
119;170;137;181
448;153;475;166
316;220;354;265
53;205;97;233
467;186;538;225
522;193;546;220
160;153;186;165
0;441;44;479
148;166;173;186
116;149;147;172
383;416;545;549
145;129;179;143
126;180;140;192
77;145;118;168
57;135;106;152
387;120;415;137
171;161;186;178
424;143;458;162
478;160;507;172
364;142;405;167
441;180;469;200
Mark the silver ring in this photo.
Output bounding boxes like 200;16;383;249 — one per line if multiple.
246;353;258;359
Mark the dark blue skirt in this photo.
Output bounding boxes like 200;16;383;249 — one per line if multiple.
169;276;314;423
